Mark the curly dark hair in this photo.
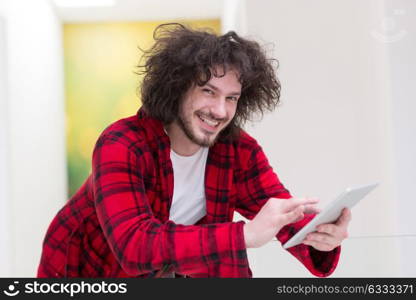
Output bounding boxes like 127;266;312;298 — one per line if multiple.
137;23;281;141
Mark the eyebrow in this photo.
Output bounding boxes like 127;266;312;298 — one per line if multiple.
205;83;241;96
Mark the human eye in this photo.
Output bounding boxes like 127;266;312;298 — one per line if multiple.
202;88;214;95
227;96;239;102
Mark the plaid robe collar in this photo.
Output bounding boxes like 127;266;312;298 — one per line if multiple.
136;108;235;225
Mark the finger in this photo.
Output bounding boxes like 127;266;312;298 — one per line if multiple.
316;224;341;236
305;232;338;246
302;239;335;252
289;204;320;222
292;211;305;223
283;197;320;212
335;207;352;226
304;204;321;215
316;223;349;241
281;205;304;225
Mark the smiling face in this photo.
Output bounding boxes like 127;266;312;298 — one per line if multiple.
176;68;242;148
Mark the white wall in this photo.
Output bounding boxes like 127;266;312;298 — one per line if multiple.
228;0;415;276
382;0;416;276
0;14;12;277
222;0;247;35
0;0;67;276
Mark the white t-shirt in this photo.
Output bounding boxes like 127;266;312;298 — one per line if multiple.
169;147;209;225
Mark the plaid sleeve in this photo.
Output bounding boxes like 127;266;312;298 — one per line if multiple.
92;135;249;277
276;216;341;277
234;141;340;277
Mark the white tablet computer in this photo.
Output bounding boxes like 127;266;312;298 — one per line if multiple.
282;182;379;249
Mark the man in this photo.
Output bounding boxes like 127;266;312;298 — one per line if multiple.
37;23;350;278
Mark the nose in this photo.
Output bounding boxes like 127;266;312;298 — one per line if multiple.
210;97;227;120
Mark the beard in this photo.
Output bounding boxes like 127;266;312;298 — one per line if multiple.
177;110;226;147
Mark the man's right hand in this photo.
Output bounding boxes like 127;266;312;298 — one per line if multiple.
243;197;320;248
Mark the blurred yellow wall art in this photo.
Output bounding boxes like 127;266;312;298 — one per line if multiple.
64;20;221;197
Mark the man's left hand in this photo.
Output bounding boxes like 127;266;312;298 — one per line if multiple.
302;207;351;251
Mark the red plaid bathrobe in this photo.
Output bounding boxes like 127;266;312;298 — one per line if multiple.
37;108;340;278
